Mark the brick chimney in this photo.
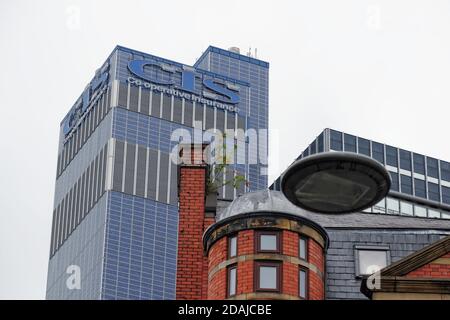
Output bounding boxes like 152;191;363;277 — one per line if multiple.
176;144;215;300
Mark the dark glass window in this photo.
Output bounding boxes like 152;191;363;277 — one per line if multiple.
427;157;439;178
399;150;411;171
227;265;237;297
386;145;398;167
400;175;412;195
344;134;356;152
389;171;399;192
299;237;308;260
330;129;342;151
129;86;139;112
216;110;225;133
441;161;450;182
428;182;440;202
442;186;450;205
228;235;237;258
318;133;324;153
303;147;309;157
158;153;169;203
358;138;370;156
299;268;308;299
226;112;235;130
183;101;193;127
194;103;204;129
413;153;425;175
205;106;214;130
256;231;281;253
255;261;281;292
172;98;182;123
310;141;316;155
414;179;426;198
372;142;384;164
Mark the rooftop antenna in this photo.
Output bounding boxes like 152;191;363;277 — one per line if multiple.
255;48;258;59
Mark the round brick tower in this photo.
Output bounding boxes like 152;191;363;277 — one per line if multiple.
203;190;329;300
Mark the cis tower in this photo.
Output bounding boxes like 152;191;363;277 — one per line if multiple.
46;45;269;299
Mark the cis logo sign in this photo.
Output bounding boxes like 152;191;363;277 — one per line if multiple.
63;63;109;136
127;60;240;105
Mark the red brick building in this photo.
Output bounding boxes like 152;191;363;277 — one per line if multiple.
175;145;328;300
176;144;450;300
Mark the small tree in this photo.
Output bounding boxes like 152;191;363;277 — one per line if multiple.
206;135;249;195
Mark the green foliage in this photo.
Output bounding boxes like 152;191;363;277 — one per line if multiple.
206;137;249;194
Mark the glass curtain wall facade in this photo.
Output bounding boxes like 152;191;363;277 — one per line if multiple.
271;128;450;220
46;45;269;299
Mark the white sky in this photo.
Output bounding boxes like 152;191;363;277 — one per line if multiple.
1;0;450;299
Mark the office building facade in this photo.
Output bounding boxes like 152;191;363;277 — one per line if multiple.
46;45;269;299
271;128;450;220
268;128;450;299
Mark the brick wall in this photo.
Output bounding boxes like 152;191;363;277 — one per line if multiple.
208;237;227;299
207;227;326;299
308;239;325;299
406;253;450;278
176;166;207;299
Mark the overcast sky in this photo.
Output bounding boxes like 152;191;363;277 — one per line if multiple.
1;0;450;299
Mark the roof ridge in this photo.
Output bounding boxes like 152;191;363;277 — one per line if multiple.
382;235;450;276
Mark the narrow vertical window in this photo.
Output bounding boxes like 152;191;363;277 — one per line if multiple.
299;236;308;260
299;268;308;299
227;265;237;297
228;235;237;258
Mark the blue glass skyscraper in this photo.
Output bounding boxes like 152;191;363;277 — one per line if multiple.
46;45;269;299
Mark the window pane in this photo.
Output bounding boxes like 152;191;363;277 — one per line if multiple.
428;182;440;202
441;161;450;182
428;209;440;218
399;150;411;171
310;141;316;155
358;250;387;275
400;201;413;216
344;134;356;152
330;130;342;151
372;142;384;164
442;186;450;205
358;137;370;156
413;153;425;174
414;205;427;217
303;147;309;157
386;198;400;214
299;269;307;299
299;238;307;260
389;172;399;192
400;175;412;195
229;236;237;257
228;267;236;296
414;179;426;198
427;157;439;178
386;145;398;167
259;266;277;289
373;198;386;213
260;234;277;251
318;132;324;153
